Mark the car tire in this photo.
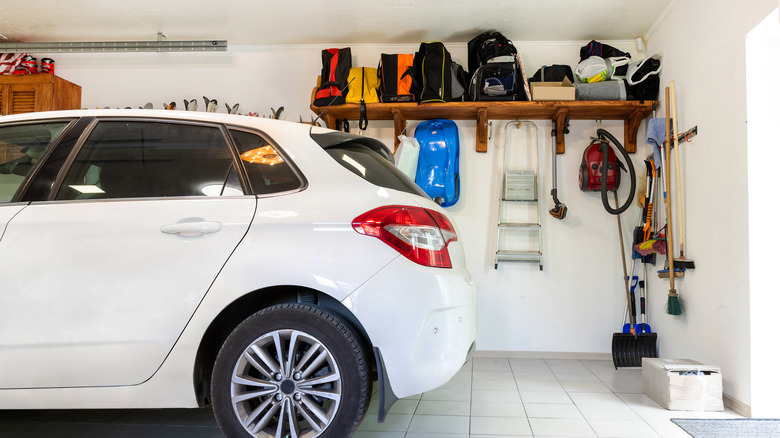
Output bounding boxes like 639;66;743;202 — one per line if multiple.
211;303;371;438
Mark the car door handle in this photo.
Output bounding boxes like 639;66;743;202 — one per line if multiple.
160;221;222;236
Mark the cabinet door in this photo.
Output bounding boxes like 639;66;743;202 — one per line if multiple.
7;82;52;114
0;84;7;115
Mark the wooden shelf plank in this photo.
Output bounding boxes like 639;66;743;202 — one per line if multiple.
310;88;655;154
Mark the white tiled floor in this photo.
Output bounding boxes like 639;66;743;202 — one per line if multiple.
356;357;743;438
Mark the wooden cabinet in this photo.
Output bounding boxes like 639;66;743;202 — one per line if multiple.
0;75;81;116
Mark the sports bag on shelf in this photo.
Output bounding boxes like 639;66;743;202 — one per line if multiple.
345;67;380;130
579;40;631;63
414;119;460;207
469;61;525;101
466;31;530;101
575;56;630;83
345;67;380;104
378;53;415;102
467;31;517;77
412;42;468;103
529;64;574;83
313;48;351;107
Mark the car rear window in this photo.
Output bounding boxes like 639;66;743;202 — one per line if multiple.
325;144;428;198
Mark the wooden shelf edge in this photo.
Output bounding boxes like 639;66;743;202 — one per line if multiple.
310;87;655;154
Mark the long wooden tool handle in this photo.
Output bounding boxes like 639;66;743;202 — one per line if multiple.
665;87;676;291
670;81;685;257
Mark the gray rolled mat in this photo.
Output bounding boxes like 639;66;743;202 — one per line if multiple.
575;80;626;100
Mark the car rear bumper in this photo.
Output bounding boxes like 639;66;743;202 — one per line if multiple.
342;256;477;399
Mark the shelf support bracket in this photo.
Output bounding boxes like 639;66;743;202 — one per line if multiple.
624;108;644;154
552;107;569;154
391;108;406;152
476;107;488;153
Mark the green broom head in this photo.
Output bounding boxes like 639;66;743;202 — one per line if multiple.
667;290;682;315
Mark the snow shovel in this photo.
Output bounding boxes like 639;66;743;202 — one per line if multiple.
612;194;659;368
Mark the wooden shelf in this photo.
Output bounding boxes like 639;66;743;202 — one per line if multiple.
310;88;655;154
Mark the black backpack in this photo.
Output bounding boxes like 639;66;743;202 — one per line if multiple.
466;32;530;101
467;32;517;77
412;42;468;103
313;48;351;107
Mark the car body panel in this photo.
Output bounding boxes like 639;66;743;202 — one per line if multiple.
0;197;256;388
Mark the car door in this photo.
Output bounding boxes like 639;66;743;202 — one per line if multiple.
0;118;257;389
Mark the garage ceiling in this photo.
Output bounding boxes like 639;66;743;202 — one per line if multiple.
0;0;672;46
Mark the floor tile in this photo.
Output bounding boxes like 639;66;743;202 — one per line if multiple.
470;416;532;435
576;401;642;420
569;392;624;405
514;378;564;392
353;431;406;438
524;403;583;419
646;419;697;438
472;389;522;403
405;433;468;438
528;418;597;437
473;370;515;381
367;398;419;415
421;385;472;402
472;378;519;391
357;413;413;432
473;357;512;372
470;401;526;418
407;414;470;434
519;391;572;404
587;419;662;437
561;380;613;393
415;400;470;416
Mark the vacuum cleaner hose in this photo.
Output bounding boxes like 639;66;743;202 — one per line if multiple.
597;128;635;215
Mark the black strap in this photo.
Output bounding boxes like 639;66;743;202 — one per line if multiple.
359;101;368;130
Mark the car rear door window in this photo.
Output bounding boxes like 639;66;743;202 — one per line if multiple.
0;121;71;203
326;143;428;198
56;121;242;200
229;129;302;195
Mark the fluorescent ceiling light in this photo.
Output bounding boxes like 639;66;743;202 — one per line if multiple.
0;40;227;53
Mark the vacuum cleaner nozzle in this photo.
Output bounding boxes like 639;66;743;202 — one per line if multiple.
549;203;567;220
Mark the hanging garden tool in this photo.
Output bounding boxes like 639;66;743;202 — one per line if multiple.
663;86;682;315
549;128;567;219
669;81;695;270
611;192;657;368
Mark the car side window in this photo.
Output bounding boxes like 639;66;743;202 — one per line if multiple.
56;121;242;200
229;129;302;195
0;121;72;203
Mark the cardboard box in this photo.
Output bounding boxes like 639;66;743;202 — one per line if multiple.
642;358;724;411
530;77;575;101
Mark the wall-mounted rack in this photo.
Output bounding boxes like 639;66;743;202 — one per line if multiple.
310;86;655;154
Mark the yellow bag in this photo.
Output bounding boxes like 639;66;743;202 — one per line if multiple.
345;67;380;104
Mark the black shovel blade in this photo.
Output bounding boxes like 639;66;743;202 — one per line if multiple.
611;332;658;368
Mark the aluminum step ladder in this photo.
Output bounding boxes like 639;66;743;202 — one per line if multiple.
495;120;543;270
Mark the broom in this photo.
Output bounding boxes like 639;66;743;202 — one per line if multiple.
664;86;681;315
669;81;696;270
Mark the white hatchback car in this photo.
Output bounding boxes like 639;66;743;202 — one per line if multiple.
0;110;477;438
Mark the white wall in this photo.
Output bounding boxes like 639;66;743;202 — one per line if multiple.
645;0;779;415
43;1;774;410
747;7;780;419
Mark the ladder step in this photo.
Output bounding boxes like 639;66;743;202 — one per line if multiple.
496;250;542;262
499;222;540;229
501;198;538;202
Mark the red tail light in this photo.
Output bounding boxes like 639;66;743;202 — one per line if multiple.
352;206;458;268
